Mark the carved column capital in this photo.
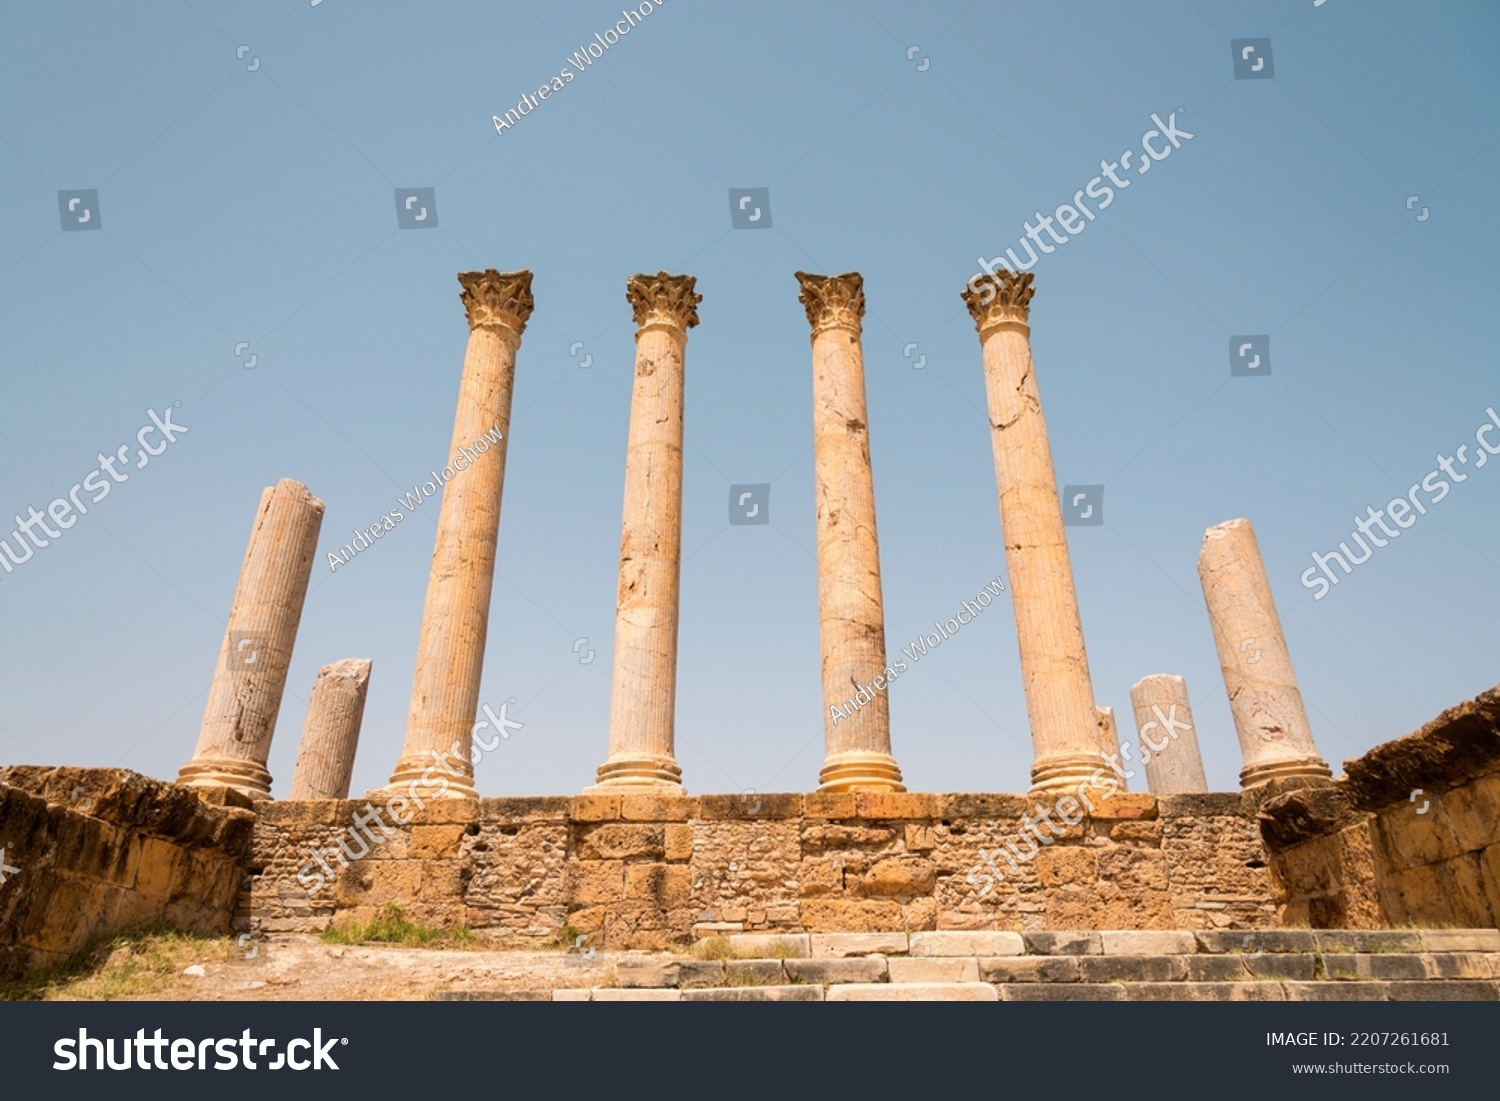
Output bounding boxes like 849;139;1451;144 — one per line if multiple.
961;269;1035;335
626;271;701;332
458;269;534;336
796;271;865;336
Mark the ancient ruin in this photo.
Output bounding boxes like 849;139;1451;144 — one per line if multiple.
4;268;1498;1000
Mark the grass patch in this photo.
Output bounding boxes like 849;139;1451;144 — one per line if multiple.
321;904;475;948
0;927;220;1002
691;936;803;962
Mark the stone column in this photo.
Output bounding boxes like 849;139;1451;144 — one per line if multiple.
962;272;1104;793
1130;674;1209;794
289;659;372;800
1198;518;1331;787
588;272;701;794
796;271;904;793
385;269;533;800
1096;706;1126;793
178;478;324;799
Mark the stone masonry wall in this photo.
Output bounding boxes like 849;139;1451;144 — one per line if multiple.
247;790;1276;945
0;766;255;980
1260;684;1500;929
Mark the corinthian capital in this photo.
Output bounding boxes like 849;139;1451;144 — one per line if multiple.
626;271;702;332
961;269;1035;333
795;271;865;335
458;269;535;335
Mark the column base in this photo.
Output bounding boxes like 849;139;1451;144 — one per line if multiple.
584;753;684;795
1239;754;1333;788
176;754;273;802
1029;751;1108;795
380;754;478;801
818;752;905;793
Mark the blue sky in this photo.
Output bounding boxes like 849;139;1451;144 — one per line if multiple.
1;0;1497;799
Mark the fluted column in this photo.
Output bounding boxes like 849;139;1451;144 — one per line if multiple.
289;659;372;800
1130;674;1209;794
962;272;1104;793
1198;518;1331;787
385;269;533;799
178;478;324;799
796;271;904;793
1096;706;1125;792
588;272;701;793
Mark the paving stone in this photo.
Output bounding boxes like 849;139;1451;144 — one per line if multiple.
1420;952;1500;980
723;960;785;984
1022;931;1101;956
827;982;998;1002
888;957;980;983
1385;981;1499;1001
616;960;680;988
1245;954;1316;981
677;960;726;988
810;933;907;958
1187;956;1250;982
1000;983;1124;1001
1419;929;1500;953
1099;931;1196;955
727;933;809;958
1127;982;1286;1001
1320;954;1428;981
1194;929;1317;954
908;931;1023;957
593;988;681;1001
979;957;1081;983
1080;955;1189;982
682;986;823;1002
785;957;887;984
1313;931;1423;954
552;989;592;1001
431;990;549;1001
1283;981;1391;1001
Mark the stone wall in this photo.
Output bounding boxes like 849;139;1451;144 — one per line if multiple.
0;767;255;980
247;790;1276;944
1259;684;1500;929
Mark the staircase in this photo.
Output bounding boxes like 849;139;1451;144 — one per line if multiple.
433;928;1500;1002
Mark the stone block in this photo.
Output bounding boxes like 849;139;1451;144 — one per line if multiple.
1244;954;1316;981
1100;931;1196;955
937;793;1028;819
888;957;979;983
552;989;592;1001
615;959;681;988
724;960;785;984
1087;794;1158;820
1187;956;1249;982
1387;981;1500;1000
904;824;936;852
1195;929;1317;954
593;988;681;1001
677;961;725;989
1419;929;1500;953
1109;820;1163;844
979;957;1081;983
664;824;694;861
1022;931;1101;955
571;795;619;822
1080;955;1188;982
619;795;697;821
827;982;997;1001
410;825;466;859
1001;983;1124;1001
578;823;665;861
699;793;801;819
804;793;857;819
1418;952;1498;980
726;933;809;958
799;899;904;933
682;986;823;1002
785;958;887;984
1096;848;1169;890
1283;981;1393;1001
810;932;907;958
1313;930;1423;954
625;864;692;908
1129;982;1286;1001
1035;846;1097;888
855;793;936;820
910;931;1023;957
566;861;624;904
861;857;937;897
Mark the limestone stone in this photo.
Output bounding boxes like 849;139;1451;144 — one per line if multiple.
1130;674;1209;795
810;932;908;957
979;957;1082;983
962;271;1104;793
1079;956;1189;982
785;957;888;984
288;659;371;801
1000;983;1124;1001
178;479;325;799
796;271;904;793
827;982;998;1002
1419;929;1500;953
1198;518;1332;787
589;273;701;794
1022;931;1101;955
682;987;823;1002
726;933;809;958
386;270;533;800
909;931;1024;957
593;988;681;1001
888;957;980;983
861;857;937;897
1100;930;1196;955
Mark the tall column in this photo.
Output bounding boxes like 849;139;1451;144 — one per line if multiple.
588;272;701;794
289;659;372;800
1130;674;1209;794
178;478;324;799
1198;518;1331;787
962;272;1104;793
385;269;533;800
1096;706;1126;793
796;271;904;793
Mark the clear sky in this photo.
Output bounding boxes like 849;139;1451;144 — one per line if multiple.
1;0;1497;800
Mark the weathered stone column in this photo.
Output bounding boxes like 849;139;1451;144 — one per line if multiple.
962;272;1104;793
1198;518;1331;787
1096;706;1126;793
178;478;324;799
587;272;701;794
796;271;904;793
1130;674;1209;794
385;269;533;800
289;659;372;800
